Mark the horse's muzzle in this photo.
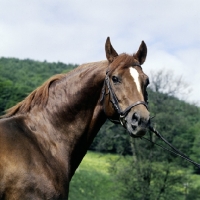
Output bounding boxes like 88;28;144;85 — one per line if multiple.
126;111;150;137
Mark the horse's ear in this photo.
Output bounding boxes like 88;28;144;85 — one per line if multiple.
134;41;147;65
105;37;118;63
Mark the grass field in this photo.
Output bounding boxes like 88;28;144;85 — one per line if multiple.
68;151;121;200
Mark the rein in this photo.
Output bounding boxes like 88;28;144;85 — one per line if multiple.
144;125;200;168
101;64;148;126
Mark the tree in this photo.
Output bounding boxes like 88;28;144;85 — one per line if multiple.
149;69;191;101
0;78;13;115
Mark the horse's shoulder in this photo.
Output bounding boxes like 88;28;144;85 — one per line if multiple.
0;116;38;152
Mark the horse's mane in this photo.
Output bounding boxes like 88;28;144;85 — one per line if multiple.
1;62;102;118
2;73;66;118
1;55;137;119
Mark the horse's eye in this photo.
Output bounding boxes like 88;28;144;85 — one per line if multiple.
112;76;119;83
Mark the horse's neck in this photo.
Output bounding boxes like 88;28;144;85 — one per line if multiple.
27;60;108;178
46;60;108;126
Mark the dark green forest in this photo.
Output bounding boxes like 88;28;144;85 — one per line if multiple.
1;57;200;199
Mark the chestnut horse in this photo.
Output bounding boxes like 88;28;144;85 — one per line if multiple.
0;37;150;200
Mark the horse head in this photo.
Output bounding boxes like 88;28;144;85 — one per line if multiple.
102;37;150;138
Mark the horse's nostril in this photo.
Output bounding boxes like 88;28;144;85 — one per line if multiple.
132;112;140;122
131;124;137;130
131;112;140;130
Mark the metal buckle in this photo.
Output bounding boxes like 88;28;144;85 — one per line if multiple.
119;115;127;127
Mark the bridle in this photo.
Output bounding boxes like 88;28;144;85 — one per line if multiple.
101;63;200;169
100;63;148;126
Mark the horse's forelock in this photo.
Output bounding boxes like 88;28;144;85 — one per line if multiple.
108;53;137;73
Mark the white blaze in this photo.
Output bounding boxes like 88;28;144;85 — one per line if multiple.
129;68;141;93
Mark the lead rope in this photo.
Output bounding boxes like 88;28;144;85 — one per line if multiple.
140;126;200;168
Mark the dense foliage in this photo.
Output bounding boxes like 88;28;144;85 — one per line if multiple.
1;57;200;199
